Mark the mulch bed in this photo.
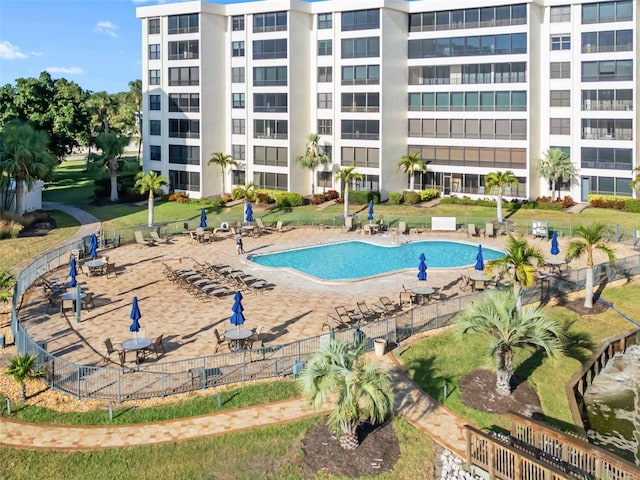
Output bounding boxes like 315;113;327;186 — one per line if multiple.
17;212;56;238
556;296;608;316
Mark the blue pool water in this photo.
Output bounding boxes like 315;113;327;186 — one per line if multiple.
249;241;504;281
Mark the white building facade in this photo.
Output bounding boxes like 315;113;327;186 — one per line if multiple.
136;0;638;202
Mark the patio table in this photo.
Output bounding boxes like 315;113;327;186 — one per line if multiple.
225;328;253;351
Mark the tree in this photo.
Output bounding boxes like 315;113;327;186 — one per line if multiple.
630;166;640;192
565;224;615;308
208;152;238;195
296;133;330;195
537;148;577;200
128;80;143;162
298;339;394;449
0;271;16;313
232;182;256;202
6;354;45;401
336;166;363;220
486;235;544;290
458;287;565;396
484;170;518;223
0;120;57;215
87;91;116;134
398;151;426;191
135;170;168;227
93;132;130;202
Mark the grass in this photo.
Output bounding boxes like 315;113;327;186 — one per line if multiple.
0;417;434;480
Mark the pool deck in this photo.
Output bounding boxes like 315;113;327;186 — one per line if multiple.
17;226;635;368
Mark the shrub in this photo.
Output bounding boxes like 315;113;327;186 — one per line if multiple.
419;189;440;202
402;191;421;205
348;190;380;204
589;194;627;210
168;192;189;203
388;192;402;205
255;191;274;204
309;194;325;205
271;191;304;208
8;221;23;238
562;195;576;208
325;190;339;201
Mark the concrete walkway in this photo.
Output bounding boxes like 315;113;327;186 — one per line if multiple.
1;204;469;454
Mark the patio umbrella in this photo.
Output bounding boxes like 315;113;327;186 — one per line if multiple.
551;230;560;256
367;200;374;223
129;296;142;339
68;257;78;288
244;202;254;223
417;253;427;281
474;245;485;271
199;208;207;228
230;290;245;330
89;233;98;260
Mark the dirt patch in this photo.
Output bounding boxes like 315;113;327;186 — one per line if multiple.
460;368;542;417
18;213;56;238
557;296;608;316
299;421;400;478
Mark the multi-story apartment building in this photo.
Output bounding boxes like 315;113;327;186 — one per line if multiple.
136;0;638;203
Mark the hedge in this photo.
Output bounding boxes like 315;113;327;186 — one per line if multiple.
419;189;441;201
388;192;402;205
348;190;381;204
402;191;421;204
589;194;640;213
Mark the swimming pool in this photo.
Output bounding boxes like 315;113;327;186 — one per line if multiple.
249;240;504;281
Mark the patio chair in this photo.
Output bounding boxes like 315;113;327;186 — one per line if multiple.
375;296;401;315
248;325;265;349
467;224;479;237
325;314;350;330
103;338;122;365
134;231;155;247
356;301;377;322
457;274;472;292
274;220;287;233
143;334;165;359
81;292;95;310
105;263;117;278
149;231;170;244
485;222;496;238
45;292;61;314
255;218;272;234
213;328;228;353
81;265;92;277
397;221;408;235
60;298;74;316
335;305;362;324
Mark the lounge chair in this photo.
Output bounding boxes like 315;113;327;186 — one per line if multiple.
457;274;472;292
397;221;408;235
255;218;272;234
467;224;479;237
344;216;355;232
134;231;155;247
325;314;350;330
149;231;170;244
374;296;401;315
356;301;377;322
485;223;496;238
335;305;362;324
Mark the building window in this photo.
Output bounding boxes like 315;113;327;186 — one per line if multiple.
408;118;527;140
232;93;245;109
551;34;571;50
586;176;632;196
168;67;199;86
550;90;571;107
168;40;199;60
408;33;527;58
149;145;161;161
550;5;571;22
149;94;161;110
581;59;633;81
409;5;527;32
409;145;527;171
582;29;633;54
253;39;287;59
232;41;245;57
582;1;633;24
149;120;161;136
253;93;287;112
149;44;160;60
550;118;571;135
232;67;245;83
317;171;333;189
232;15;244;31
232;119;245;135
581;147;632;170
582;88;633;110
341;64;379;85
169;170;200;191
253;11;287;33
231;169;245;185
341;9;380;31
148;18;160;34
149;69;160;85
253;66;287;86
318;119;332;135
253;146;288;167
254;119;288;139
582;118;632;140
340;147;380;168
168;14;199;34
341;120;379;140
318;40;332;56
169;145;199;165
168;93;199;112
550;61;570;79
317;66;332;82
317;93;332;109
169;119;200;138
253;172;288;191
318;13;332;29
341;92;379;112
341;37;380;58
408;90;526;112
232;144;245;161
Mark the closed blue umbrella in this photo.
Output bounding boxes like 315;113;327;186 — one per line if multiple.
474;245;485;271
551;230;560;256
89;233;98;259
244;202;254;222
199;208;207;228
367;200;374;223
68;257;78;287
230;290;245;329
129;296;142;338
417;253;427;281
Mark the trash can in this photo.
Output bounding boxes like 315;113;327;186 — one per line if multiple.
374;338;387;357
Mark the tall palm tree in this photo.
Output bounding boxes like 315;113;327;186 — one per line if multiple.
6;354;45;401
336;166;363;220
128;80;142;162
537;148;577;200
458;287;565;395
0;120;56;216
298;339;394;450
94;132;130;202
397;151;426;191
630;166;640;192
484;170;518;223
486;235;545;290
135;170;168;227
565;224;615;308
296;133;330;195
208;152;238;196
87;91;115;134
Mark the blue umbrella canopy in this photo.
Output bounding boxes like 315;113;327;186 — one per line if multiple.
230;290;245;328
129;296;142;333
199;208;207;228
89;233;98;259
244;202;254;222
474;245;485;271
367;200;374;222
417;254;427;281
551;230;560;256
68;257;78;287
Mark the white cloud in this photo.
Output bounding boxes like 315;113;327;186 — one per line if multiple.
95;20;119;38
0;41;28;60
30;51;43;57
46;66;84;75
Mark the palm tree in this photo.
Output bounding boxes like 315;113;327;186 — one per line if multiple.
208;152;238;196
298;339;394;450
397;152;426;191
128;80;142;162
296;133;330;195
87;91;115;134
0;270;16;303
537;148;577;200
565;224;615;308
335;166;363;220
94;132;130;202
630;166;640;192
6;354;45;401
0;120;57;216
232;182;257;202
135;170;168;227
484;170;518;223
458;287;565;396
486;235;545;290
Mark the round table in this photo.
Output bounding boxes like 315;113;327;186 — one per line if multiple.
225;328;253;351
545;258;566;274
59;291;86;301
470;274;489;291
122;338;152;367
85;260;106;275
411;287;434;304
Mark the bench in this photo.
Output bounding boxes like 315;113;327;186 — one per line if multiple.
189;367;222;388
